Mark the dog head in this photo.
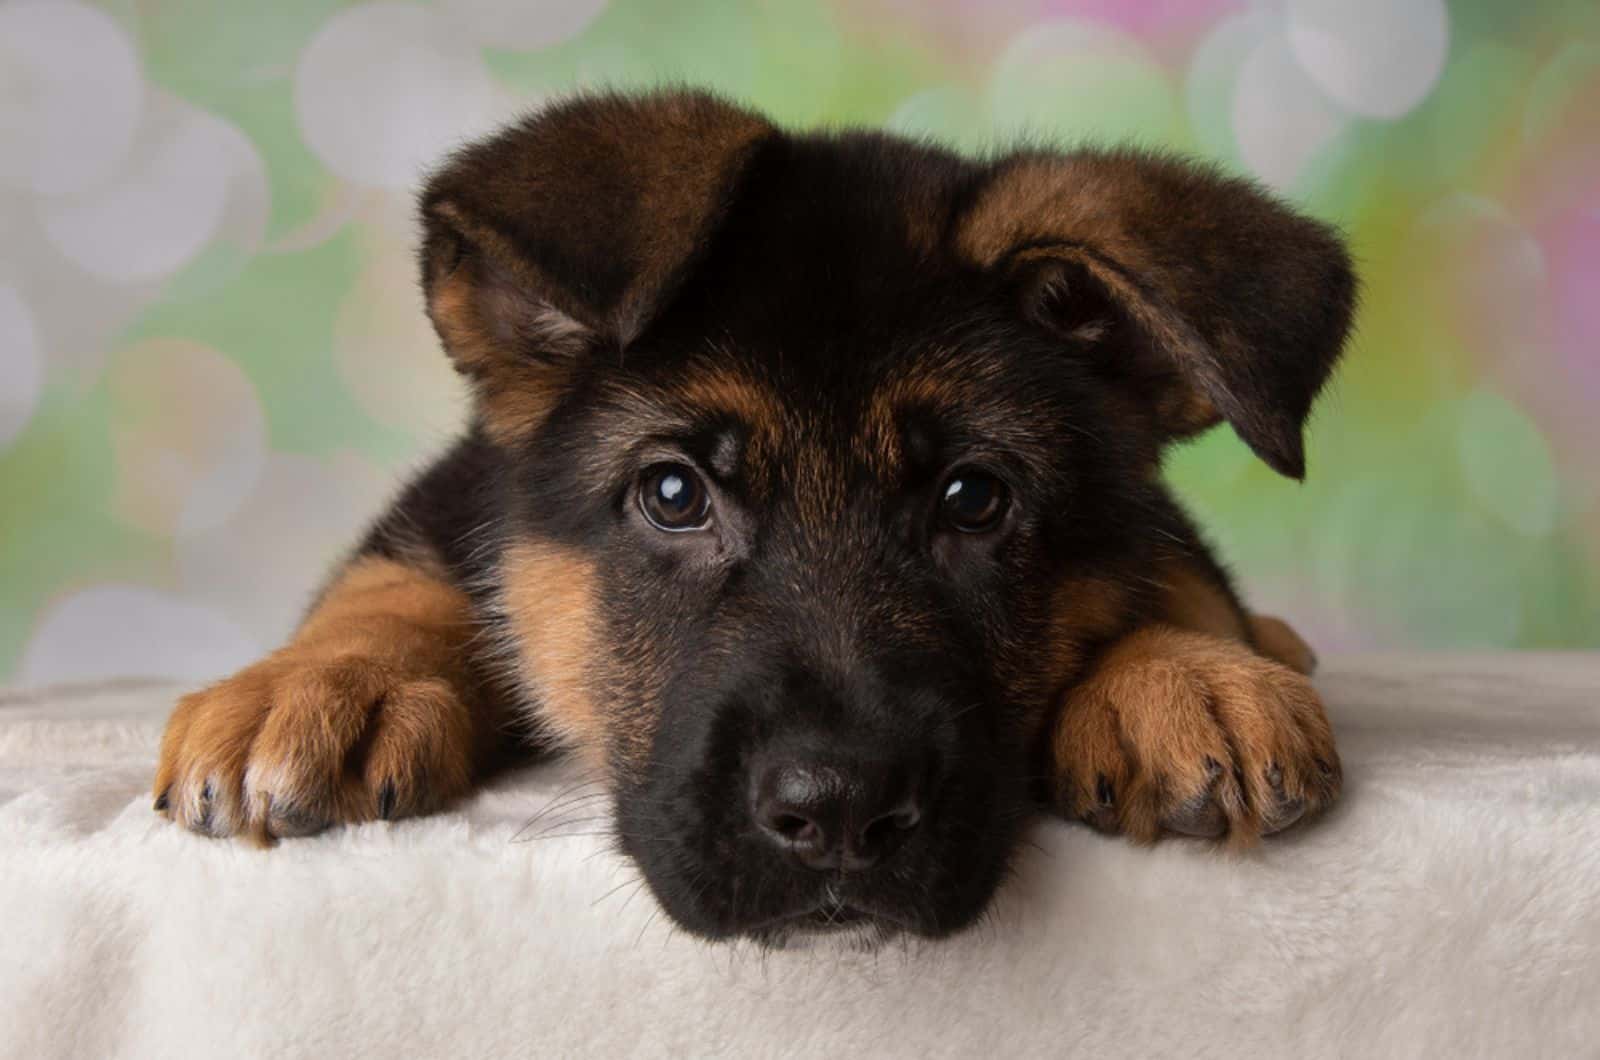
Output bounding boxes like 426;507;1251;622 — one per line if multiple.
420;91;1354;943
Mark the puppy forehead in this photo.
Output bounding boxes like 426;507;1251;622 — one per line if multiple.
594;340;1059;484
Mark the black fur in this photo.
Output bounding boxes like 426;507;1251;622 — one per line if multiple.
354;91;1352;942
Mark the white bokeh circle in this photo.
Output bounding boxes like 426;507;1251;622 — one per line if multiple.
1415;193;1547;363
1456;388;1559;541
334;229;469;442
1287;0;1450;120
1185;12;1274;165
18;585;262;688
38;93;269;286
0;0;145;196
988;19;1180;145
887;86;990;152
1232;33;1349;191
176;452;394;646
439;0;607;50
294;2;495;190
0;286;44;448
105;339;269;539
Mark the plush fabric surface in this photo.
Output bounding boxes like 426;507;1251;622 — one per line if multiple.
2;655;1597;1059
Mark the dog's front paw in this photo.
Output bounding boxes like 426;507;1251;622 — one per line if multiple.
1051;627;1340;843
153;653;475;842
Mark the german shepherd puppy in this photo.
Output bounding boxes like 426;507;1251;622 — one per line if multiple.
154;91;1352;944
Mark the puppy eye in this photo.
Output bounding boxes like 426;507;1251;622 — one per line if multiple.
938;469;1009;534
639;463;711;532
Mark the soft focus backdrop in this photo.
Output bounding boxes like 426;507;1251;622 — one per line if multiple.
2;0;1597;686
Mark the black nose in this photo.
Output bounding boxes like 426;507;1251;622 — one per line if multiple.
751;759;924;872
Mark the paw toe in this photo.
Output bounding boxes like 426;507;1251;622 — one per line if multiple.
1160;758;1229;837
1258;762;1308;834
177;777;230;837
264;797;331;839
376;781;397;821
1161;793;1227;838
1261;795;1307;835
1082;774;1119;833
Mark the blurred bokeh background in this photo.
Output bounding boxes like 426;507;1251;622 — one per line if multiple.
1;0;1597;687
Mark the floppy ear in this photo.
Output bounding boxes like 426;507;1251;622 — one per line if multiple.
419;90;774;440
961;151;1356;479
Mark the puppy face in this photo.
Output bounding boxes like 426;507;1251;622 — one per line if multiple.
421;92;1353;943
501;286;1138;943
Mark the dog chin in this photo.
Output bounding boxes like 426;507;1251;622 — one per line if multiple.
750;907;905;952
741;887;921;951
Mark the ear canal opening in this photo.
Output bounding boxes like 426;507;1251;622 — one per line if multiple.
1014;249;1310;479
423;200;596;367
1022;259;1122;345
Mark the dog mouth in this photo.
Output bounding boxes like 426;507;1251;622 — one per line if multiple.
746;886;915;946
790;902;875;933
754;907;893;950
616;729;1029;945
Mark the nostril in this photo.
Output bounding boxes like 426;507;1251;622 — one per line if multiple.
889;804;921;831
860;816;896;850
857;798;923;858
769;812;819;844
751;759;927;872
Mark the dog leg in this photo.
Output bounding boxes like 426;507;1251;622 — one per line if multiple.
1050;557;1339;842
153;556;501;843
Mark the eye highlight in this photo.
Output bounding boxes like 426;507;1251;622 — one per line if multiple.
938;468;1009;534
639;463;711;532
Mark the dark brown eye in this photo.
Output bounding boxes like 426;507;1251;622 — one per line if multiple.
639;463;711;532
938;469;1009;533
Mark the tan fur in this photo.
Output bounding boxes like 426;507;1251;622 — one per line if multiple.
155;94;1353;873
861;354;1061;480
861;369;951;476
421;94;776;447
611;102;772;342
954;152;1354;477
423;92;773;347
672;365;787;434
499;539;607;769
959;157;1152;271
1003;245;1223;438
153;557;487;842
1156;556;1319;674
1052;626;1340;845
792;436;847;533
1249;614;1319;675
1040;575;1135;692
1157;559;1250;642
427;268;576;445
672;361;789;491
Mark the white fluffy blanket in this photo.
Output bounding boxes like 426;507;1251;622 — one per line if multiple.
3;655;1597;1059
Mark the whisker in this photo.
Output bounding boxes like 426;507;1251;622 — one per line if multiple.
591;873;646;908
616;876;653;918
634;905;663;947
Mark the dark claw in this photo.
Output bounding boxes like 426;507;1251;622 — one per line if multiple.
1262;796;1307;835
265;798;329;839
1260;761;1308;834
1163;757;1229;838
1163;795;1227;838
187;780;215;837
153;788;170;813
377;781;397;821
1081;773;1118;833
